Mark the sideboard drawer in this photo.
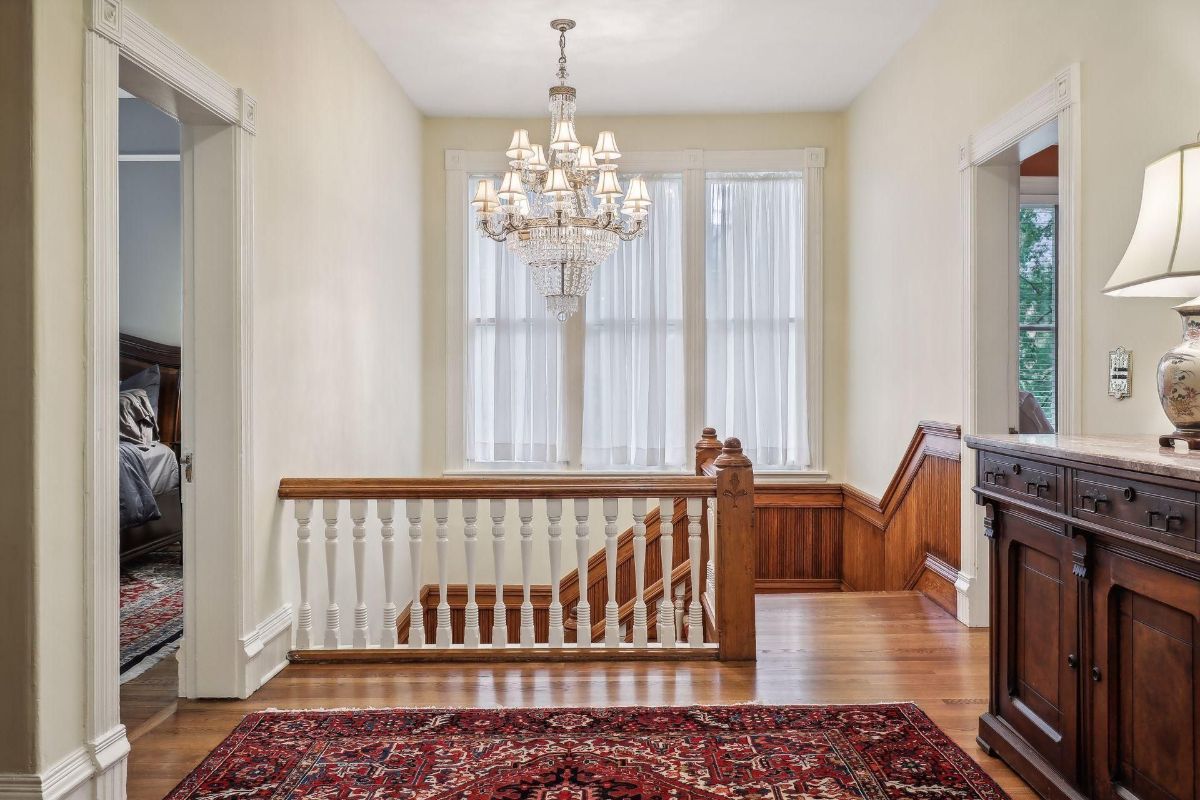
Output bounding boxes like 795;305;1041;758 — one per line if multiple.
1072;470;1199;552
978;452;1062;510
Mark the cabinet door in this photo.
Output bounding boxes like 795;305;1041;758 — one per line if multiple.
1090;549;1200;800
995;508;1081;782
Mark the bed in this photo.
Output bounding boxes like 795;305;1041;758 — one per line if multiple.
119;334;183;563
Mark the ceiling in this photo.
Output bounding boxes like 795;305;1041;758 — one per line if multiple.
334;0;942;117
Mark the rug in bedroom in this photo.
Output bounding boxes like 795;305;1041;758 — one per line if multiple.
120;544;183;683
163;703;1008;800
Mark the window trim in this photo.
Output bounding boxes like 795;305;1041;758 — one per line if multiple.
445;147;827;478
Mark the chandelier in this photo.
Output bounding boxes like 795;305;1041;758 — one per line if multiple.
470;19;651;321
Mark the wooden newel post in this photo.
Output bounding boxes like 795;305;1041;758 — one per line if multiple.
695;426;723;476
714;437;756;661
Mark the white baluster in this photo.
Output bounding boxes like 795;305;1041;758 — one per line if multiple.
547;499;565;648
463;499;480;648
407;499;425;647
519;499;535;647
603;497;620;647
434;499;451;647
322;499;341;649
674;583;686;640
490;499;508;647
706;496;717;611
632;497;649;647
657;497;676;647
379;500;398;648
574;498;591;648
294;500;314;649
687;497;703;646
350;501;369;648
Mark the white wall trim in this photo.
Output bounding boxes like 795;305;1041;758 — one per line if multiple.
957;63;1082;627
444;147;826;473
0;747;94;800
238;604;293;695
84;2;259;796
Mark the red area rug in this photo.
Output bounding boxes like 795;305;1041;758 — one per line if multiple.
120;545;183;682
165;704;1008;799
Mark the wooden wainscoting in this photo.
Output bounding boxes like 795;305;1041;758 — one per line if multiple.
840;422;962;614
393;422;962;632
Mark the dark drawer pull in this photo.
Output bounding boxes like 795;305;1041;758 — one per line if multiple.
1025;480;1050;497
1067;654;1078;669
1146;510;1183;532
984;471;995;484
1091;666;1102;682
1012;463;1023;475
1080;493;1108;512
1123;486;1137;502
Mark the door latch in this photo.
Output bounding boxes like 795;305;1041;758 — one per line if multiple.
181;452;194;483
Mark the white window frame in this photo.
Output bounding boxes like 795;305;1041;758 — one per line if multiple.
445;147;827;480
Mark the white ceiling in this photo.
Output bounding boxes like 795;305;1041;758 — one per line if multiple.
334;0;941;117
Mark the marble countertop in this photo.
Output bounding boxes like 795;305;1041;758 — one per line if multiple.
964;433;1200;483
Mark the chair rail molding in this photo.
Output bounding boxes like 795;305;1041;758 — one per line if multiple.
84;3;258;799
958;63;1081;627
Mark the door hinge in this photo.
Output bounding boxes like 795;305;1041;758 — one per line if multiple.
181;452;194;483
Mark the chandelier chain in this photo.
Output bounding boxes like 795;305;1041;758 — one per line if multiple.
557;29;568;83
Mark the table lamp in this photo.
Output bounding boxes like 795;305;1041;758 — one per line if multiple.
1106;142;1200;448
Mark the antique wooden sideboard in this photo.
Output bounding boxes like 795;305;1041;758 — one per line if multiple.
967;433;1200;800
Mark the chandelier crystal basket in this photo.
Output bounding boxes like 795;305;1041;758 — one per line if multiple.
471;19;651;321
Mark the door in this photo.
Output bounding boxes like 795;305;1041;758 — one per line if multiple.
1090;548;1200;800
995;507;1081;781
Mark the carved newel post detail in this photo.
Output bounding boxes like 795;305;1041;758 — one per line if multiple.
714;437;756;661
694;426;723;476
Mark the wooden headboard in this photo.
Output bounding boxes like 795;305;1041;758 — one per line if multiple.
119;333;181;450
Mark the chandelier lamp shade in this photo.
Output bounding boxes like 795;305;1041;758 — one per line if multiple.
470;19;651;321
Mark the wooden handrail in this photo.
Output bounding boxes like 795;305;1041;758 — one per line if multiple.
278;475;716;500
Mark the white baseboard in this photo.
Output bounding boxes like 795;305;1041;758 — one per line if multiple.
954;571;989;627
238;603;293;697
0;741;107;800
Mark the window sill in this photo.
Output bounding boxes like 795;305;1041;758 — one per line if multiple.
444;466;831;483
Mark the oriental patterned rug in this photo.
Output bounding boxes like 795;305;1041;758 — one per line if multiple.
119;544;183;682
164;703;1008;799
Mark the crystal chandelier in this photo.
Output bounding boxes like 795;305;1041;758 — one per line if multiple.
471;19;651;321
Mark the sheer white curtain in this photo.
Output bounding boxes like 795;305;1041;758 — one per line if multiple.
705;172;808;468
466;175;566;464
582;176;685;468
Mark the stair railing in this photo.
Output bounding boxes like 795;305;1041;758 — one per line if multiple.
278;430;755;661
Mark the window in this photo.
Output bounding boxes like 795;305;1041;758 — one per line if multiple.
1017;205;1057;431
583;175;685;468
706;172;808;468
452;149;824;474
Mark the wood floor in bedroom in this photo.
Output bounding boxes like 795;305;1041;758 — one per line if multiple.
125;592;1033;799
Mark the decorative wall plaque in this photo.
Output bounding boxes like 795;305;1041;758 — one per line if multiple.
1108;346;1131;400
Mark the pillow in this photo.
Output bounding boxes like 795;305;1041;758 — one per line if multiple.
119;388;159;447
120;364;161;413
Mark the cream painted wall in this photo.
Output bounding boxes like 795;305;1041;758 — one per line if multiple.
19;0;425;771
0;0;37;775
421;114;847;482
844;0;1200;496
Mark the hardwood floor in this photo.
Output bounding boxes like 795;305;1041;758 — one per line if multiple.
126;592;1033;800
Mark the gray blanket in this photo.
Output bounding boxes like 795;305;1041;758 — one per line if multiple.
119;442;162;528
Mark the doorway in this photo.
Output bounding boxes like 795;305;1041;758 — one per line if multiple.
84;9;257;790
956;65;1081;627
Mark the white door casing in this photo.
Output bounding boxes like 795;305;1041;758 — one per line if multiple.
957;64;1081;627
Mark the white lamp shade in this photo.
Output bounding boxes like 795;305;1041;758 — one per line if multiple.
505;129;533;160
624;176;652;205
527;144;549;171
471;179;500;213
594;130;621;160
595;169;622;200
576;145;599;171
544;167;572;198
549;119;581;152
1106;143;1200;297
497;170;526;201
